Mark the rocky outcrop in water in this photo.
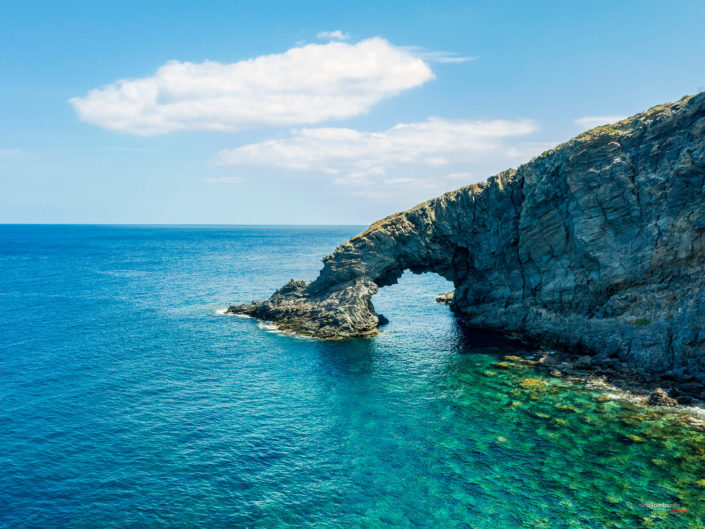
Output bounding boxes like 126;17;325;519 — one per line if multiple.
646;388;678;407
229;93;705;379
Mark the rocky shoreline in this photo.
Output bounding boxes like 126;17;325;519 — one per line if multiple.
229;92;705;386
487;340;705;427
443;287;705;420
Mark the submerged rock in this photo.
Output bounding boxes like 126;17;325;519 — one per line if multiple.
229;93;705;381
646;388;678;407
489;362;515;370
624;434;647;444
519;377;548;390
504;355;537;365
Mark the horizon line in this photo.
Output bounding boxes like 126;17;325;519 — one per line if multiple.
0;222;369;227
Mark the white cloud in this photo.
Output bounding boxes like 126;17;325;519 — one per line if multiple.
69;37;433;136
404;47;477;63
317;30;349;41
215;117;542;195
204;176;245;184
575;115;627;129
436;56;476;64
0;148;24;159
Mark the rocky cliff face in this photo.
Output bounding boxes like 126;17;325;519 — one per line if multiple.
229;93;705;379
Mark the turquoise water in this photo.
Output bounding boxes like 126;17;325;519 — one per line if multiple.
1;225;705;528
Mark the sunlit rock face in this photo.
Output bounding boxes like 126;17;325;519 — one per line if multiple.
229;93;705;378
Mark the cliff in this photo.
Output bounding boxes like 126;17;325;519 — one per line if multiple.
229;93;705;380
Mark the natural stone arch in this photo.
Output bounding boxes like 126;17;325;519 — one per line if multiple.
229;93;705;378
229;168;523;338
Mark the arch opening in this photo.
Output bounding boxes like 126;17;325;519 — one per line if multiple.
369;270;455;331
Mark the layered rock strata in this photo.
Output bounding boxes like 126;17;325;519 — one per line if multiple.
229;93;705;379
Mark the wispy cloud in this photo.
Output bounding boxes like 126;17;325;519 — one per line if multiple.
403;46;477;64
316;30;349;41
215;117;542;199
575;115;627;129
204;176;245;184
0;148;25;159
69;38;433;136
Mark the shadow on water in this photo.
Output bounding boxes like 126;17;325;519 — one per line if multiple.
312;338;379;376
307;270;531;380
448;322;530;356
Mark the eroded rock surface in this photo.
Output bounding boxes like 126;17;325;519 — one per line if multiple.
647;388;678;407
228;93;705;378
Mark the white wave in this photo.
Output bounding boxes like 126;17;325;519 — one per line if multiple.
257;322;282;334
682;404;705;419
215;308;254;318
221;312;314;340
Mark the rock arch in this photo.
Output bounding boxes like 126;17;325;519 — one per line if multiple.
229;168;522;338
228;93;705;378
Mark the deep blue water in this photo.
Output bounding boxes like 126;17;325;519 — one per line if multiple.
2;226;705;529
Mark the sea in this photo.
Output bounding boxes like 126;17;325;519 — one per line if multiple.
1;225;704;528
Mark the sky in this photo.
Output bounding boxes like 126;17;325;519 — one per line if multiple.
2;0;705;225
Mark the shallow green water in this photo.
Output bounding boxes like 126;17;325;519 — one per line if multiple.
1;225;704;528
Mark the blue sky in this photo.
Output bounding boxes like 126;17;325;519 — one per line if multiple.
2;0;705;224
